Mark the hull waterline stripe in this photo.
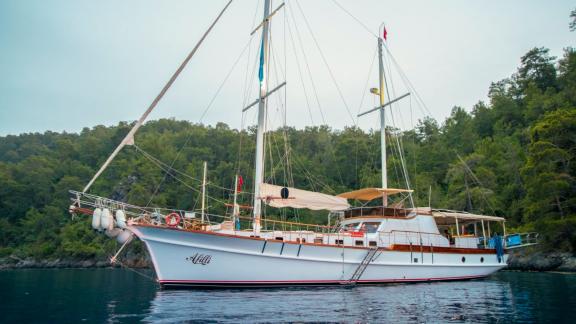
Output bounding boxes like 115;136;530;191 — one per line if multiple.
158;275;488;286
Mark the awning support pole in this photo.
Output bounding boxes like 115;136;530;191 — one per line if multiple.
481;220;486;248
502;221;507;248
455;217;460;236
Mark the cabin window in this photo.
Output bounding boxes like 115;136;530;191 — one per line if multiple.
413;258;418;263
335;239;344;245
314;238;323;244
369;241;377;247
296;238;306;243
480;257;484;263
340;222;361;232
275;237;284;241
355;240;364;246
360;222;381;234
461;256;466;263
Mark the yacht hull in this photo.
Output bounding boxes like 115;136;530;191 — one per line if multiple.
130;225;507;288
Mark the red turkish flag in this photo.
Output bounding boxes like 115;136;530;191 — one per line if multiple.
237;175;244;193
383;27;388;41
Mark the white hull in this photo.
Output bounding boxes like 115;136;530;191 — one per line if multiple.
130;225;507;287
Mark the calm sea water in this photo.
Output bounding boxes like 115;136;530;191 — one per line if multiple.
1;269;575;323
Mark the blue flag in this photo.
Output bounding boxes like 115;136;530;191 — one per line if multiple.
258;38;264;83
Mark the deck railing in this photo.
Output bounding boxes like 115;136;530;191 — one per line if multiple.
69;190;336;234
504;232;539;249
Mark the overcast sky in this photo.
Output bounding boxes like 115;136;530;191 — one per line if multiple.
0;0;574;136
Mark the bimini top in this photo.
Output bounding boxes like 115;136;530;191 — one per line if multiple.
337;187;413;201
430;209;505;225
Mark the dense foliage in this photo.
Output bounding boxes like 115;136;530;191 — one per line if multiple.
0;47;574;260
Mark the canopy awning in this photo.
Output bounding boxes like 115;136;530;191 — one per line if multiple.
260;183;350;211
430;209;505;225
337;187;413;201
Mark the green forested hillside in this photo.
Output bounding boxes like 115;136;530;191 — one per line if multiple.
0;47;574;260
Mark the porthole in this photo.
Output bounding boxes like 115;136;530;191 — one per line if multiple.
480;257;484;263
461;256;466;263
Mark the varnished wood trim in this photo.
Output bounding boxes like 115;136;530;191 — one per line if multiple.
132;224;372;250
133;224;498;254
343;215;417;221
390;244;496;254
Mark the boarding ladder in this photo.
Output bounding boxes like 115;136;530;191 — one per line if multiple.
345;247;380;285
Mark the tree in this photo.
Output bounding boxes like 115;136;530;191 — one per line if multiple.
1;45;576;258
570;8;576;31
522;109;576;221
514;47;557;94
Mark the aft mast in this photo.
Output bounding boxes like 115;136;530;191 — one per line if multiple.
252;0;272;235
377;34;388;206
358;26;410;207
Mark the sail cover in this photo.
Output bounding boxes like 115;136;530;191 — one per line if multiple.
259;183;350;211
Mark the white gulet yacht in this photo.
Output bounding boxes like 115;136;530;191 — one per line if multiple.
69;1;536;287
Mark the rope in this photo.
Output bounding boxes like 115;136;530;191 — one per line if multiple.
456;153;498;216
109;238;158;283
356;46;378;120
144;37;255;207
198;39;254;123
144;38;257;204
285;5;347;187
135;145;239;193
116;259;158;283
241;0;263;107
331;0;378;39
285;13;315;124
82;0;234;194
409;96;419;206
286;5;327;124
134;145;231;206
292;0;357;126
383;44;433;118
375;40;415;208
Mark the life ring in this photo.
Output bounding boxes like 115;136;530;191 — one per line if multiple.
165;213;181;227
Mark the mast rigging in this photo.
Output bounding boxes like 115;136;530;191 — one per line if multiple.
81;0;233;193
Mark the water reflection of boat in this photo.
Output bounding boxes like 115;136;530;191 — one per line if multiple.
143;278;519;322
69;1;536;288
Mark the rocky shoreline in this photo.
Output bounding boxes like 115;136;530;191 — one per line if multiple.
506;248;576;272
0;255;151;270
2;249;575;272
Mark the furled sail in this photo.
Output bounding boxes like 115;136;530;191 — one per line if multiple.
259;183;349;211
